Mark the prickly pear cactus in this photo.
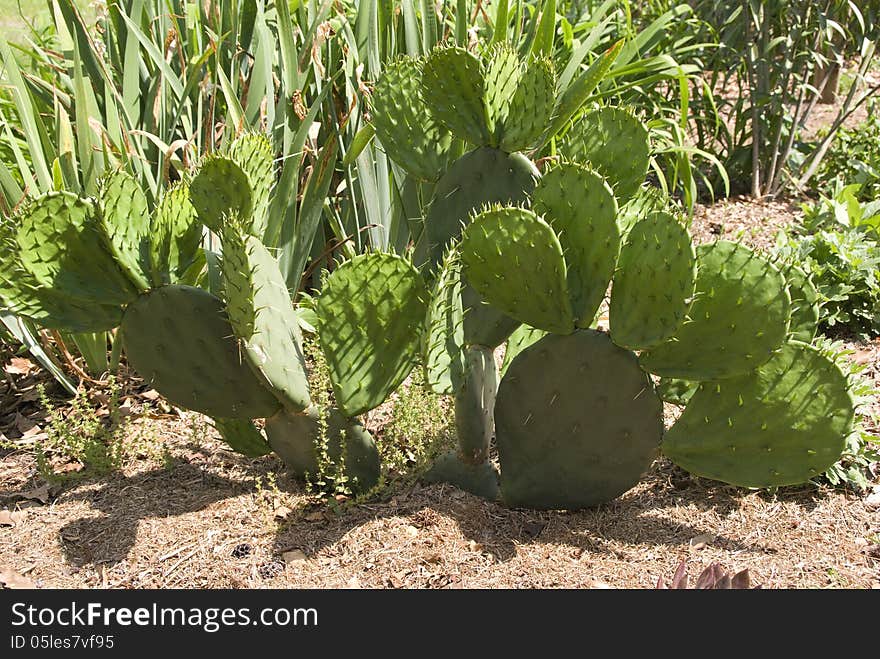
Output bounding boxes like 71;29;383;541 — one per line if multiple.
422;46;491;147
265;406;380;494
150;182;204;286
98;170;152;292
496;330;662;509
532;162;619;327
316;253;428;417
462;207;573;334
122;285;281;419
227;133;275;238
663;341;854;487
559;107;650;204
422;245;466;396
639;241;790;380
189;156;253;233
777;262;820;343
609;211;696;350
221;227;311;412
15;191;140;306
372;57;456;182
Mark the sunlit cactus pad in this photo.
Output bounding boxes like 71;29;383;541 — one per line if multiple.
532;162;619;327
372;57;455;182
316;253;428;417
639;241;790;380
425;146;538;265
98;169;152;292
122;285;280;419
610;211;696;350
559;107;650;203
422;46;490;146
461;207;573;334
150;182;203;286
496;330;662;509
189;156;253;233
16;191;139;306
221;230;311;412
663;341;855;487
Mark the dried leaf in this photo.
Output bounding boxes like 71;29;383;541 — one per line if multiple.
689;533;715;550
4;357;34;375
0;509;27;526
731;569;751;589
274;506;292;520
0;568;36;589
141;389;161;401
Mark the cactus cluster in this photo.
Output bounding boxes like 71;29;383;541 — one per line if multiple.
372;43;857;509
0;133;429;495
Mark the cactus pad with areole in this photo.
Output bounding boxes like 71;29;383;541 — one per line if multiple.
532;163;619;327
639;241;790;380
221;228;311;412
150;182;203;286
372;57;456;182
496;330;663;509
662;341;854;488
189;156;253;233
422;46;490;146
461;207;574;334
227;133;275;239
16;191;139;306
559;107;650;204
609;211;696;350
316;253;428;417
122;285;280;419
422;245;466;395
98;169;151;292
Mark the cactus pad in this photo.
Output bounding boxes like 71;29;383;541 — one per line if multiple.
453;345;498;463
227;133;275;239
533;163;619;327
422;452;500;500
609;211;696;350
150;182;203;286
189;156;253;233
500;324;547;377
211;417;272;457
656;377;698;406
425;146;538;266
617;186;669;236
559;107;650;203
461;283;521;348
639;241;790;380
221;229;311;412
461;207;574;334
122;285;280;419
422;46;490;146
423;245;466;395
15;191;138;306
662;341;854;488
496;330;663;509
98;170;151;291
265;406;380;493
372;57;455;181
316;253;428;417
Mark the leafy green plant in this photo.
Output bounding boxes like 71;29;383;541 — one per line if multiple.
812;102;880;202
799;181;880;235
34;377;128;482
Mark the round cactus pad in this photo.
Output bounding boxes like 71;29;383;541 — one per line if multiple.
99;170;152;291
372;56;455;181
425;146;538;265
227;133;275;238
316;253;428;417
559;107;650;204
150;183;203;286
663;341;854;488
533;163;619;327
461;283;521;348
610;211;696;350
189;156;253;233
16;191;139;306
422;46;490;146
484;45;556;152
221;231;311;412
639;241;790;380
122;285;281;419
461;207;574;334
496;330;663;509
265;406;380;494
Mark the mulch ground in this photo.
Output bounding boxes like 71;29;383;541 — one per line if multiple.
1;196;879;590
